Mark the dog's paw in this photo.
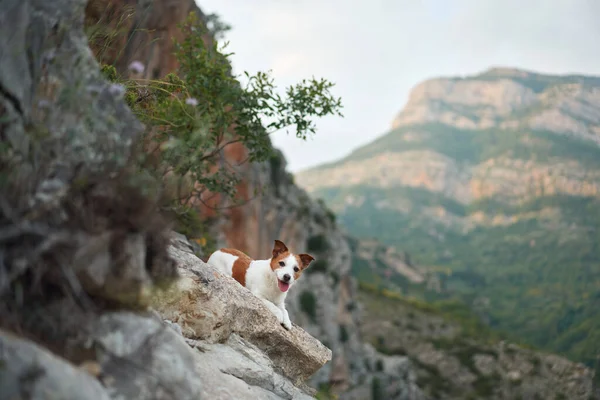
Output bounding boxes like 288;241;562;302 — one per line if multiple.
281;319;292;330
272;309;285;326
281;312;292;330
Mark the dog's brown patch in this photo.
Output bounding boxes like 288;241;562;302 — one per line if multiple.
270;240;291;271
294;253;315;279
270;250;291;271
272;240;288;258
221;248;253;287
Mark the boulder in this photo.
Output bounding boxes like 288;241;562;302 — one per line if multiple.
0;329;112;400
152;235;333;386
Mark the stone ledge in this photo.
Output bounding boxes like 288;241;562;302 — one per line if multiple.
151;237;332;385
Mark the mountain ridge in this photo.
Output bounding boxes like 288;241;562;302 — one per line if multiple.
295;66;600;367
300;66;600;176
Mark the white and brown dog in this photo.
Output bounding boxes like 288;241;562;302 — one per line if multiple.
207;240;314;330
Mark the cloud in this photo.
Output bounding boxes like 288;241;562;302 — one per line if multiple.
197;0;600;172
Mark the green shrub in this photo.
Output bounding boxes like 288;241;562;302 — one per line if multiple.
346;301;356;312
371;377;385;400
339;324;349;343
473;373;499;397
329;270;340;284
305;259;328;274
315;383;337;400
97;11;342;232
299;291;317;322
530;355;541;374
325;208;337;223
307;234;329;252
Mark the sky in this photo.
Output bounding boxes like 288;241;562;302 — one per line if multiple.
197;0;600;172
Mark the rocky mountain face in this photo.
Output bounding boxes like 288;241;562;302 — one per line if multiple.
358;286;595;400
0;0;339;399
299;67;600;205
296;68;600;368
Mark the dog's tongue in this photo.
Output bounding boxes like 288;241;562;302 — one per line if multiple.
278;280;290;292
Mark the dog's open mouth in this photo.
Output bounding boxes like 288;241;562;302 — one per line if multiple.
277;279;290;292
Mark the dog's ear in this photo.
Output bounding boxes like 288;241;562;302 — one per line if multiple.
298;254;315;269
272;240;288;258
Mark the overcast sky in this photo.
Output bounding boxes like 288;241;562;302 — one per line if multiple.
197;0;600;172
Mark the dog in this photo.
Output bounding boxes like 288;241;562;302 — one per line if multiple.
207;240;314;330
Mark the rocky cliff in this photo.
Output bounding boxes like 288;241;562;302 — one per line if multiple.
296;68;600;369
0;0;338;398
82;1;430;398
0;0;427;399
1;235;331;399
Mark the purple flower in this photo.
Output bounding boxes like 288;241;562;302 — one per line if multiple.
128;61;145;75
185;97;199;106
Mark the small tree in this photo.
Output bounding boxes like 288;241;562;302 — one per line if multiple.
103;12;343;237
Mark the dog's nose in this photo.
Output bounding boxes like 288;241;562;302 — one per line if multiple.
283;274;291;282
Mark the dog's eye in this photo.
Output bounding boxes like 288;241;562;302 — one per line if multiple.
279;261;285;267
294;267;299;272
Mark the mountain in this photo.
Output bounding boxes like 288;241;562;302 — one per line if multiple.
296;67;600;367
358;285;595;400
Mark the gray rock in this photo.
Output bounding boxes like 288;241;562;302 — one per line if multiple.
192;334;315;400
0;329;111;400
87;312;204;400
152;238;332;386
0;0;330;398
86;311;318;400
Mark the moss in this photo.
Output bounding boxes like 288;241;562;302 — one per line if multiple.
299;291;317;322
124;90;138;108
315;383;337;400
100;64;118;82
